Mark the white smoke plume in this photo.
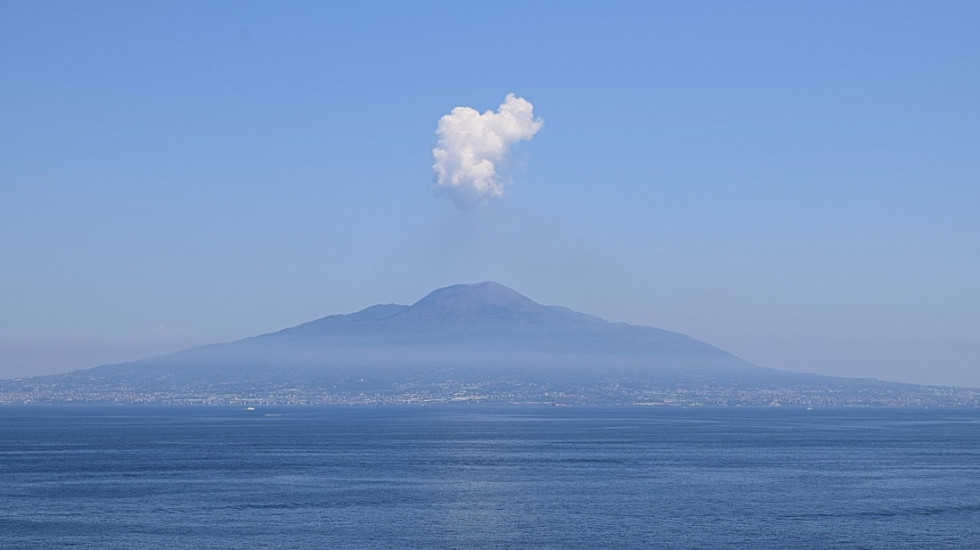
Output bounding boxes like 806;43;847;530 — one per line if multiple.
431;94;543;208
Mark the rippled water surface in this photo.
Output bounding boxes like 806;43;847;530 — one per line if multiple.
1;406;978;549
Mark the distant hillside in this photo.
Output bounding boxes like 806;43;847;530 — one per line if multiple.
2;282;977;406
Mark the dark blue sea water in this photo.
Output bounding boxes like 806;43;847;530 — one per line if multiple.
1;406;978;549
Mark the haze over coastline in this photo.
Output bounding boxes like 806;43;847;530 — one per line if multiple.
2;3;978;387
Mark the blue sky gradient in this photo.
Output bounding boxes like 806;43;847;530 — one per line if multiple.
2;1;978;385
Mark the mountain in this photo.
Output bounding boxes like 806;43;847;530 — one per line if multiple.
79;281;776;384
3;282;977;406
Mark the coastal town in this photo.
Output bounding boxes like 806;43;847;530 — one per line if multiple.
3;376;977;408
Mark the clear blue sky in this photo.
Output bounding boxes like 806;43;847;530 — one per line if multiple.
2;1;978;386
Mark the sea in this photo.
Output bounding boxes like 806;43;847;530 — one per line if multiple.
1;406;978;549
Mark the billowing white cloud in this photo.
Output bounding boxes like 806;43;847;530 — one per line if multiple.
431;94;543;208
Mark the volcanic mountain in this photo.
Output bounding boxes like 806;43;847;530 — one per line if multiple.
6;281;954;405
80;281;785;385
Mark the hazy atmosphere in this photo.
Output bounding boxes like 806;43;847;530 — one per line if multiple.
2;1;978;386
